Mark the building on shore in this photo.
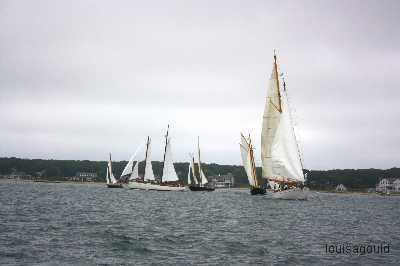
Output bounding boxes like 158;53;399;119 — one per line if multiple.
376;178;400;194
335;184;347;192
71;172;98;182
208;173;234;188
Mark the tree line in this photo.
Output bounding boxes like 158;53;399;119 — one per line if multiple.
0;157;398;189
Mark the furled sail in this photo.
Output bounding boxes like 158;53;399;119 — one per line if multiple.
162;137;179;182
261;55;304;183
144;137;155;181
240;134;257;187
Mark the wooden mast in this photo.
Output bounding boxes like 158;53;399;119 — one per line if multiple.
163;125;170;163
248;135;259;188
273;50;283;113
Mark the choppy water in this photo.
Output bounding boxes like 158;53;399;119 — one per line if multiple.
0;180;399;266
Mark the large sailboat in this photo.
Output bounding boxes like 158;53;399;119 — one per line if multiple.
188;137;215;191
106;153;123;188
128;126;185;191
261;52;307;200
240;52;307;200
239;134;266;195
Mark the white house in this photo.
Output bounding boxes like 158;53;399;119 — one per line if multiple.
335;184;347;192
393;179;400;192
376;178;400;193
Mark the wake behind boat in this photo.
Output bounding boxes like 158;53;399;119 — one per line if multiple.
188;137;215;192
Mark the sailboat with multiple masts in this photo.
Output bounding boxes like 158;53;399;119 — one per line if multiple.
241;52;308;200
188;137;215;191
127;126;185;191
106;153;123;188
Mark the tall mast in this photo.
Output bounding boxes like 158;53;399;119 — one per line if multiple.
273;50;283;113
197;136;202;185
163;125;170;163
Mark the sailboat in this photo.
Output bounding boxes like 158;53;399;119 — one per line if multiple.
106;153;123;188
239;134;266;195
128;126;185;191
188;137;215;191
261;52;308;200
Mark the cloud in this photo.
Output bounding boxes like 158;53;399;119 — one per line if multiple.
1;0;399;169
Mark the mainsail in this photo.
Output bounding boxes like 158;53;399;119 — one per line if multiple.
240;134;258;187
144;137;155;181
108;153;118;184
261;54;304;183
162;137;179;182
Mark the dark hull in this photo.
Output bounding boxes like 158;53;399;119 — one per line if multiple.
189;185;215;192
107;183;123;188
250;187;266;195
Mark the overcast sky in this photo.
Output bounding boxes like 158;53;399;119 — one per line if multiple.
1;0;399;169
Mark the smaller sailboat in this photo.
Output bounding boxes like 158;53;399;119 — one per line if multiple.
188;137;215;192
239;134;266;195
106;153;123;188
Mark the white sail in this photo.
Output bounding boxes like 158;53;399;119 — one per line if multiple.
188;154;198;185
240;134;257;187
162;137;179;182
108;158;118;184
187;161;191;185
106;166;110;184
121;144;144;177
144;138;155;181
200;169;208;185
129;161;139;181
121;155;135;177
261;56;304;182
197;137;208;186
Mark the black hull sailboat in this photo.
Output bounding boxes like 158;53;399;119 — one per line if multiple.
107;183;123;188
187;137;215;192
250;187;266;195
189;185;215;192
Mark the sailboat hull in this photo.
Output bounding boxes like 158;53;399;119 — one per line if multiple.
271;187;308;200
107;183;123;188
128;181;186;191
250;187;266;195
188;185;215;192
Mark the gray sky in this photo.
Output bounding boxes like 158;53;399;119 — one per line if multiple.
1;0;399;170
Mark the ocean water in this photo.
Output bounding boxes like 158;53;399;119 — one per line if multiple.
0;180;399;266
